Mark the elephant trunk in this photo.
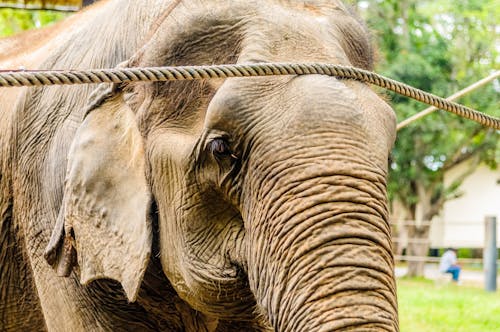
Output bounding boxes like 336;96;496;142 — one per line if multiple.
244;165;398;331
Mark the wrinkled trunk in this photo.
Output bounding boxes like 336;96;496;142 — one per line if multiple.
245;168;399;331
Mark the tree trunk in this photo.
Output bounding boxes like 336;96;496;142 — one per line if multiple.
406;224;430;277
405;182;435;277
389;200;409;259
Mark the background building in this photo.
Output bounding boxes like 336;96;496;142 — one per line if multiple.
429;162;500;248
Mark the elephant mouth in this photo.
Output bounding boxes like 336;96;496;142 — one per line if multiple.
175;255;257;320
150;200;259;320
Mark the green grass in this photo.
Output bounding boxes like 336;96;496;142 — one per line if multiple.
398;278;500;332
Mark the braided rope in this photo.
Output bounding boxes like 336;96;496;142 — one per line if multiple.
0;63;498;130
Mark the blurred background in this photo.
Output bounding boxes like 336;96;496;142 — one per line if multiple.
1;1;499;331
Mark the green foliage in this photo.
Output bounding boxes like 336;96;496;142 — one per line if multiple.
398;278;500;332
351;0;499;217
456;248;473;259
0;8;68;37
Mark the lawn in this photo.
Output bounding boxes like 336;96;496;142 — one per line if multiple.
398;278;500;332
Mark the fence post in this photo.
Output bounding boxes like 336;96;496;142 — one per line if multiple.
484;216;497;292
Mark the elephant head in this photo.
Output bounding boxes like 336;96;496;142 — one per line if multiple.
46;1;398;330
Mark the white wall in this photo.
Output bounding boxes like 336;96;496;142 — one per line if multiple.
431;163;500;248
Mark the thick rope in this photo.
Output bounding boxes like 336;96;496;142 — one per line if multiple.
0;63;498;130
397;70;500;130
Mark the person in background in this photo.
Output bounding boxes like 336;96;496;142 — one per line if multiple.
439;248;461;283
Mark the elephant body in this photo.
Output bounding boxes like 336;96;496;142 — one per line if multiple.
0;1;398;331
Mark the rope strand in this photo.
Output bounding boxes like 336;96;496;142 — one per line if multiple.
0;63;498;130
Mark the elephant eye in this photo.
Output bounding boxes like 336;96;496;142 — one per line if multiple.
208;138;231;157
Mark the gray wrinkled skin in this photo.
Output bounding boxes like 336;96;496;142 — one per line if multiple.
0;1;398;331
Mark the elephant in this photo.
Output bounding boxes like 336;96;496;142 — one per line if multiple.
0;0;398;331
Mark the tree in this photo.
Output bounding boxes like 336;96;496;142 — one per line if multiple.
351;0;499;276
0;1;82;11
0;7;68;37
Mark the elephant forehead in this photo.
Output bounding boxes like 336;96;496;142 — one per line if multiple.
240;10;348;65
235;1;373;70
204;76;288;131
205;75;363;133
284;75;361;120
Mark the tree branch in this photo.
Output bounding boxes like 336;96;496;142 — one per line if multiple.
442;127;489;172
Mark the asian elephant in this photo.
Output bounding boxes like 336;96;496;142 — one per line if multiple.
0;0;398;331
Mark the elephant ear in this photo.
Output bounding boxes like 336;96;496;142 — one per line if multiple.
45;85;151;302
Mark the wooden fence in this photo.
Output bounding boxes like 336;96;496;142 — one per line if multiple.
391;217;500;265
